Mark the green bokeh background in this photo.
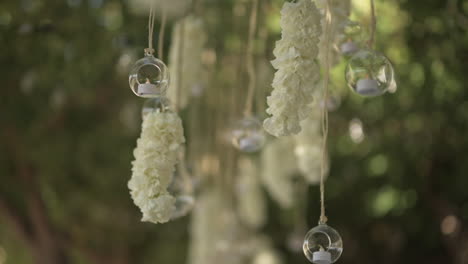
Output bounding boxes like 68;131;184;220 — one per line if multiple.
1;0;468;264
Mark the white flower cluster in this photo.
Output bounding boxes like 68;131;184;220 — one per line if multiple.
263;0;322;137
236;157;266;230
168;15;207;109
261;137;298;209
128;111;185;224
316;0;352;66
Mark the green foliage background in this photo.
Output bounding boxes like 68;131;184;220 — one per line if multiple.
1;0;468;264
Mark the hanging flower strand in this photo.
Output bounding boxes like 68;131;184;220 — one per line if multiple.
128;111;186;224
127;2;187;224
263;0;322;137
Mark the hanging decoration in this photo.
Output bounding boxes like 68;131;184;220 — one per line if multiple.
129;55;170;98
302;0;343;263
346;0;396;97
128;110;185;224
128;1;188;224
129;2;170;98
345;49;395;96
122;0;398;260
303;224;343;264
231;117;266;153
231;0;266;153
339;20;363;56
263;0;322;137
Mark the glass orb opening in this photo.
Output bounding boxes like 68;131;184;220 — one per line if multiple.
303;224;343;264
231;117;266;153
129;55;170;98
345;49;395;97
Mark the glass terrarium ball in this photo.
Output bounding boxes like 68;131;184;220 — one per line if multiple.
345;49;395;97
129;55;170;98
141;97;171;117
231;117;266;153
303;224;343;264
338;21;362;56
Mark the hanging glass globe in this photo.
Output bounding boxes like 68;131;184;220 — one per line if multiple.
338;21;362;56
141;97;171;117
303;224;343;264
168;161;195;220
129;54;170;98
345;49;395;97
231;117;266;153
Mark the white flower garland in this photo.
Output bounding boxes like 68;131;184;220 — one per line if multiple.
128;111;185;224
236;157;266;229
263;0;322;137
261;137;298;209
168;15;207;108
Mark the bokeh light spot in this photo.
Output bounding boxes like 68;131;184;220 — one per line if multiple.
441;215;459;236
349;118;364;143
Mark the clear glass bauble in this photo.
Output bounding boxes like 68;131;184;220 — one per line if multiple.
141;97;171;118
338;21;363;56
231;117;266;153
345;49;395;97
303;224;343;264
129;54;170;98
167;164;195;220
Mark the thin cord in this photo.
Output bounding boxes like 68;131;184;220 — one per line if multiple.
158;8;167;59
174;19;186;112
368;0;376;48
243;0;259;117
145;1;156;55
319;0;332;225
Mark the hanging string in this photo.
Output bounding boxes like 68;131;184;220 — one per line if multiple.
368;0;376;48
243;0;259;117
145;2;167;58
145;1;156;55
158;7;168;59
174;19;186;112
319;0;332;225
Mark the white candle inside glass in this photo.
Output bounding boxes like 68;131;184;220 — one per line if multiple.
356;78;380;96
138;80;158;95
312;250;332;264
